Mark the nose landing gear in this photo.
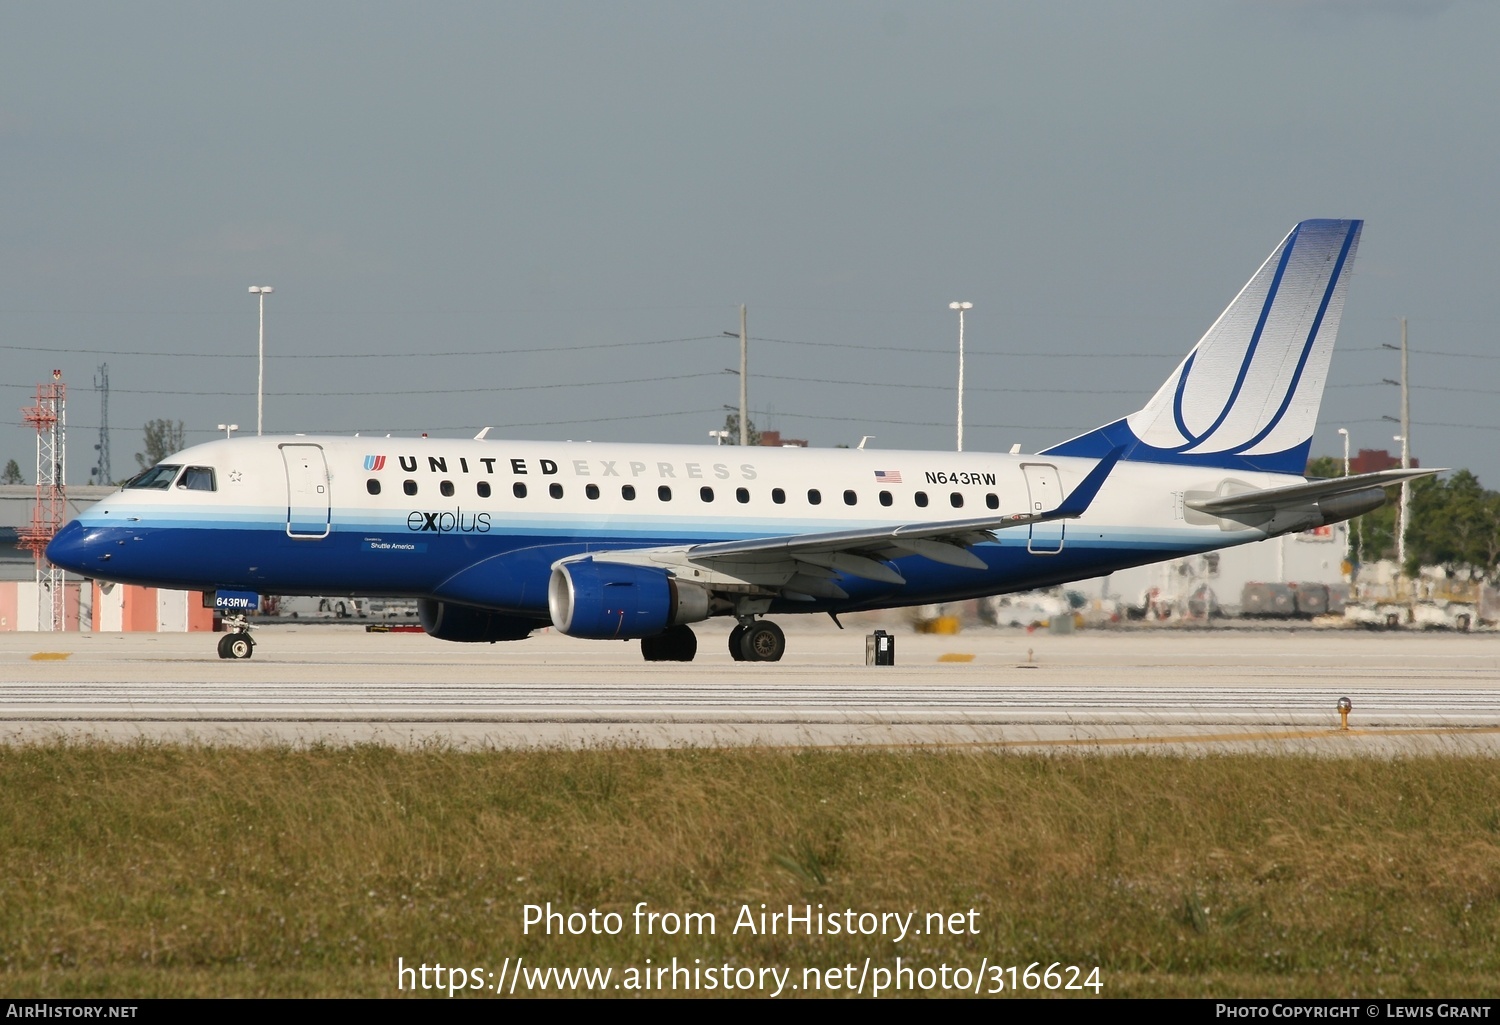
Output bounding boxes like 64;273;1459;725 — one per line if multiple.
216;615;256;660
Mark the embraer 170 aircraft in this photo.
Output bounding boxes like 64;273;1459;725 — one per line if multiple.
47;219;1435;662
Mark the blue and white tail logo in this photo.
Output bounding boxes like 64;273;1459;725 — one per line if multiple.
1045;219;1363;475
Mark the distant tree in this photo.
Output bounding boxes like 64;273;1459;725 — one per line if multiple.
1;459;23;485
1359;500;1398;564
1305;455;1343;479
1404;470;1500;580
719;413;761;446
135;420;186;470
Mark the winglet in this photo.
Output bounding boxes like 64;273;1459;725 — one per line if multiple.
1048;446;1124;519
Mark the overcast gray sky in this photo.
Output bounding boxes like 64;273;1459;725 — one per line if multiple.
3;0;1495;486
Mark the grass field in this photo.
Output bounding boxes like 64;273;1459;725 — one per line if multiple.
2;742;1498;997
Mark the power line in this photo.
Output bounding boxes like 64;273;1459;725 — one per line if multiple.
0;372;722;399
752;335;1180;358
754;373;1138;395
0;335;723;360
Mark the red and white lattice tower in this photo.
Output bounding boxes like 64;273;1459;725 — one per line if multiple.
19;371;66;632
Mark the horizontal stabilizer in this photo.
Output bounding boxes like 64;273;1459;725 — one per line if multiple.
1186;467;1439;516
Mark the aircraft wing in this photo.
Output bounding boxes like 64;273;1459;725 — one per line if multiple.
563;447;1122;596
1184;466;1439;516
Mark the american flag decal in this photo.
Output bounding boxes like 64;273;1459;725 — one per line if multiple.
874;470;902;484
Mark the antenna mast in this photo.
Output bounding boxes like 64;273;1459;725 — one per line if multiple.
19;371;67;631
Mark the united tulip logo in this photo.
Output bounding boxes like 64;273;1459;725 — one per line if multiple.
364;455;386;471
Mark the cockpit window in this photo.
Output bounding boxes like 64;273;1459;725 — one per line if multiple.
177;466;217;492
125;464;182;490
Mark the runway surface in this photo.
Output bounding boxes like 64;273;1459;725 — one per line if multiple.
3;621;1499;753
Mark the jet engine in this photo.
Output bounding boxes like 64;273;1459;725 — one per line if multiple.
547;559;711;639
417;599;544;643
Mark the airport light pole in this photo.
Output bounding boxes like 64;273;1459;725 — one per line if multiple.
949;301;972;451
1337;427;1355;569
217;423;239;439
249;286;273;436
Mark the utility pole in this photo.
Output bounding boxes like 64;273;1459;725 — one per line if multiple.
1383;318;1412;583
92;363;111;486
722;305;749;445
1399;316;1411;567
738;305;748;446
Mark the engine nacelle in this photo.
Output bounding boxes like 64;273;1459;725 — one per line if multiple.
547;559;711;639
417;599;544;643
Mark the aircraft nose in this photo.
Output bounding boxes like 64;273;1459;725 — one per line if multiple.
45;520;96;575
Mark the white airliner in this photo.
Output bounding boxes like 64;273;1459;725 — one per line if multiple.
46;219;1434;662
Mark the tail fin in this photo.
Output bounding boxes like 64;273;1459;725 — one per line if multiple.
1042;219;1363;474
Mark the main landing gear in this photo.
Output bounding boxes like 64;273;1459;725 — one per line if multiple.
637;619;787;662
217;615;256;660
728;619;785;663
640;624;697;662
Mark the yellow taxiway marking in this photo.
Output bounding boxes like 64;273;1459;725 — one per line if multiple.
29;652;71;661
848;725;1500;751
936;653;976;663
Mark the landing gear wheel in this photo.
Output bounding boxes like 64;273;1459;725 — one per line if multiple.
220;634;255;660
641;625;697;662
728;624;749;661
737;620;786;662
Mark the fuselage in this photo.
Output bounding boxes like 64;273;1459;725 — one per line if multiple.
46;434;1287;620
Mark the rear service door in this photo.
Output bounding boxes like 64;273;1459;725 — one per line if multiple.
1021;462;1065;555
281;443;331;539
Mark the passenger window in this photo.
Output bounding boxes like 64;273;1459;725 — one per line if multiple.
843;490;857;506
879;491;893;507
440;480;455;498
658;485;672;502
367;479;381;496
951;492;964;508
622;484;636;501
986;493;999;510
477;481;492;498
404;480;418;497
586;483;600;500
700;486;714;503
513;482;527;499
772;488;786;505
915;491;929;508
550;483;564;499
177;466;216;492
736;487;750;504
125;464;181;490
807;489;822;506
